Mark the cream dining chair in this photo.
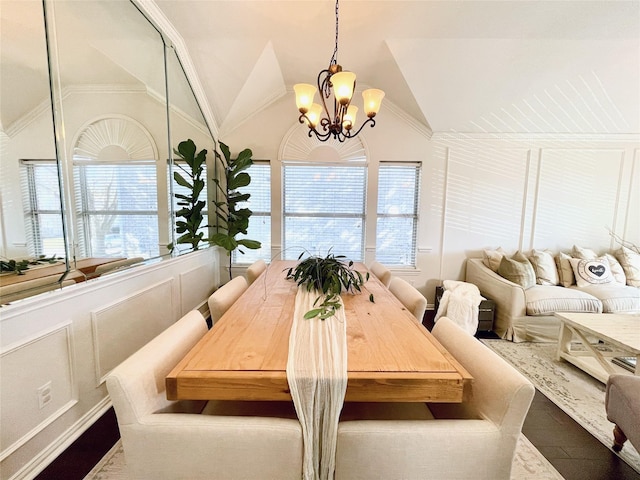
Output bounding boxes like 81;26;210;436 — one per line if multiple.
335;317;535;480
369;261;391;288
388;276;427;322
106;309;303;480
246;259;267;285
207;275;248;326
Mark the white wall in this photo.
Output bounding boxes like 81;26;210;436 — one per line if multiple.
223;95;640;305
0;247;219;480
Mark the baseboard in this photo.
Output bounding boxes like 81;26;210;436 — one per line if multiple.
8;397;112;480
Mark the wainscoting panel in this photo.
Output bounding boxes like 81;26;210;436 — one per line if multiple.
0;323;76;461
179;262;217;316
91;279;174;384
442;147;529;257
533;149;624;250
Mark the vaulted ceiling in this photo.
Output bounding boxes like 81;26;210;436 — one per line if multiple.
155;0;640;136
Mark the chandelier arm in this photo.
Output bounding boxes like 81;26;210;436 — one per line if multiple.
344;117;377;138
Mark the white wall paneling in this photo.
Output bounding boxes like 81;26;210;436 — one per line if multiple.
91;279;174;385
179;262;218;316
0;247;218;479
0;322;76;462
533;148;625;250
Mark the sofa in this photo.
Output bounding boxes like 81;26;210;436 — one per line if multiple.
465;245;640;342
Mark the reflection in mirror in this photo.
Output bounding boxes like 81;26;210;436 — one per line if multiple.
0;1;68;304
49;0;169;267
1;0;219;306
166;46;217;255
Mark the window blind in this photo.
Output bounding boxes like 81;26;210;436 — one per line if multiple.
283;164;366;261
232;161;271;264
74;162;159;258
20;160;65;257
376;163;421;266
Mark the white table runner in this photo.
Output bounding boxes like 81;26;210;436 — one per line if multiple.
286;287;348;480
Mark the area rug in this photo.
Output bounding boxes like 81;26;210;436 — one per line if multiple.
84;434;563;479
482;339;640;473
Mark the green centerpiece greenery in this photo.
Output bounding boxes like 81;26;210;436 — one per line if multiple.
0;255;62;275
211;142;261;279
285;251;373;320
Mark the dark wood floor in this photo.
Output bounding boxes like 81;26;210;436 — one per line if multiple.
34;315;640;480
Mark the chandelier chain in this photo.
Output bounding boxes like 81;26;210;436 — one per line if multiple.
330;0;339;67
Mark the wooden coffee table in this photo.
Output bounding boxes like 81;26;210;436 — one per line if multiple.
555;312;640;383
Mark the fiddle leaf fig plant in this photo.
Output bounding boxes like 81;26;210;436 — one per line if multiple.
211;141;261;278
168;139;207;252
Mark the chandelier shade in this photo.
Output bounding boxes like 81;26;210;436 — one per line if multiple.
294;0;384;142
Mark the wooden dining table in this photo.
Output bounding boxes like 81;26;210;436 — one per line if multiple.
166;261;472;403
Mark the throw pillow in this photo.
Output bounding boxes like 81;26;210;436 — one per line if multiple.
529;249;559;286
555;252;575;287
498;251;536;289
482;247;506;272
615;246;640;287
569;257;614;288
604;253;626;285
571;245;598;260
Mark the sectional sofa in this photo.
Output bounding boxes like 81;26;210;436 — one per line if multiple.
465;245;640;342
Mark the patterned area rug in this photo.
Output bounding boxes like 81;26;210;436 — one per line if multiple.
85;430;562;479
482;339;640;473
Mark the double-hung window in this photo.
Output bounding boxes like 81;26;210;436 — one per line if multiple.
283;163;366;261
20;159;65;257
376;162;421;266
232;161;271;264
74;160;159;258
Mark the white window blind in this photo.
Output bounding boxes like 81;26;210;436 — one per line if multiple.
376;163;421;266
20;160;65;257
74;161;159;258
283;164;366;261
232;161;271;264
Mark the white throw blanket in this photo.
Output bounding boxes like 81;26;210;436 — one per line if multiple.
434;280;483;335
286;288;348;480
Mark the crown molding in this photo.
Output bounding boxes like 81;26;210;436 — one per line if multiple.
132;0;219;140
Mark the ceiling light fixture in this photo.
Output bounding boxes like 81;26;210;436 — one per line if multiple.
294;0;385;142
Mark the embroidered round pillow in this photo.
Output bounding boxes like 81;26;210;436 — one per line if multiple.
569;257;614;288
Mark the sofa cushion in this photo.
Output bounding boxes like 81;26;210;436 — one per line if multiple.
604;253;627;285
572;284;640;313
555;252;575;287
529;249;559;286
571;245;598;260
498;251;535;289
482;247;506;272
569;257;614;288
616;246;640;288
525;285;602;316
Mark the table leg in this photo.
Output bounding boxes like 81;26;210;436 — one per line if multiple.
557;321;573;361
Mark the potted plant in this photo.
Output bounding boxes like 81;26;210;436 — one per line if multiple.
211;141;261;279
168;139;208;253
285;251;373;319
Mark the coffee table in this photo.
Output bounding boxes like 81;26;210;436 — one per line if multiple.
555;312;640;383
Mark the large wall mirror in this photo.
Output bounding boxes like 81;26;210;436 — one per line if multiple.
0;0;216;305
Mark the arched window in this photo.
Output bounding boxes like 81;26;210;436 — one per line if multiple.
72;117;159;259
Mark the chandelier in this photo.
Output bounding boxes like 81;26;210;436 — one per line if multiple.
294;0;385;142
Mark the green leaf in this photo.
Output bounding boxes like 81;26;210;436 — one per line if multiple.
304;309;323;319
237;239;261;250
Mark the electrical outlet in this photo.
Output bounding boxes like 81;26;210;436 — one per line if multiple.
37;381;52;409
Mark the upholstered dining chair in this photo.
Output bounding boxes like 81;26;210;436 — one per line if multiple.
246;259;267;285
605;374;640;453
106;310;303;480
207;276;248;326
335;317;535;480
388;276;427;322
0;277;75;304
369;261;391;287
